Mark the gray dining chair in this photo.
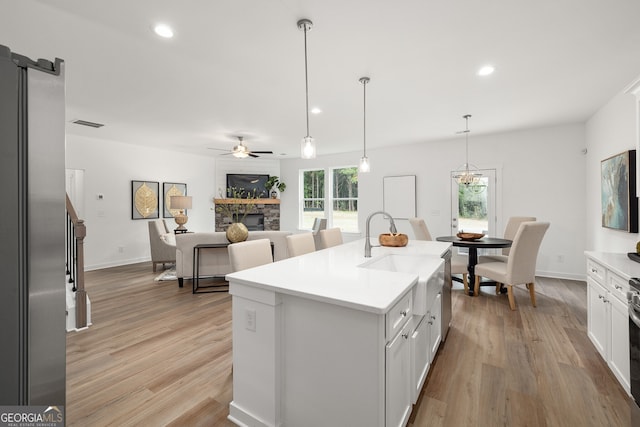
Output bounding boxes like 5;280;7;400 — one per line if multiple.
473;221;550;309
478;216;536;264
409;217;469;292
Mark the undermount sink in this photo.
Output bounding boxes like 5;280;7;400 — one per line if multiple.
359;254;444;316
359;254;430;275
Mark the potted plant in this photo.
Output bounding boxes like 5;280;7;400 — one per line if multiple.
265;176;286;199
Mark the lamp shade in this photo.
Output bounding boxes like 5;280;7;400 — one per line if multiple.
170;195;192;210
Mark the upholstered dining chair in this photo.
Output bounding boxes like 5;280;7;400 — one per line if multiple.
478;216;536;264
408;217;433;241
228;238;273;272
319;227;343;249
409;217;469;292
286;232;316;257
473;221;550;310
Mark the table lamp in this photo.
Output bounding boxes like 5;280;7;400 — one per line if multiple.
170;195;192;231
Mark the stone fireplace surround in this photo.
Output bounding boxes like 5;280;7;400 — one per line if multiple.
214;198;280;232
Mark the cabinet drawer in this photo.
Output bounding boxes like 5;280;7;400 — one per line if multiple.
608;271;630;304
387;291;412;340
587;258;606;283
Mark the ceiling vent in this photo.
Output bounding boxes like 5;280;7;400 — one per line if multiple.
71;119;104;128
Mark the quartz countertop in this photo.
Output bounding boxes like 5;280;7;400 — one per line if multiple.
585;251;640;280
226;238;451;314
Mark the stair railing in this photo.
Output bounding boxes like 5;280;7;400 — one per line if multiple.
66;194;87;329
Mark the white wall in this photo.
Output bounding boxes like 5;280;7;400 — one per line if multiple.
66;136;281;270
66;135;218;270
585;90;639;252
280;124;586;279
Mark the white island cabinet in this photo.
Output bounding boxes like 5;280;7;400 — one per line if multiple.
227;239;450;427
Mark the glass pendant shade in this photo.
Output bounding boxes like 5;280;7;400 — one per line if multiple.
301;135;316;159
359;156;370;173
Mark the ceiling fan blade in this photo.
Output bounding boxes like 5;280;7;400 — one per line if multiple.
207;147;230;151
250;151;273;154
248;153;260;158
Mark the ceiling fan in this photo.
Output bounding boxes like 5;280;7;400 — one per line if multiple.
208;136;273;158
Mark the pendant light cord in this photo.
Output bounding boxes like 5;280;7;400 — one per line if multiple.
464;115;470;173
303;24;310;138
363;80;367;156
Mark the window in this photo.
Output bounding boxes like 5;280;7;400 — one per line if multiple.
300;166;359;232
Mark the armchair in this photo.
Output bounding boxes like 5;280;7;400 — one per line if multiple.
148;219;176;272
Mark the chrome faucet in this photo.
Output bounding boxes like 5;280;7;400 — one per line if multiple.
364;211;398;257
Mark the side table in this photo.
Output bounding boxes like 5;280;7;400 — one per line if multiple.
192;241;275;294
192;243;230;294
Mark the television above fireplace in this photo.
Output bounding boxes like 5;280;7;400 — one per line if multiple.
226;174;269;198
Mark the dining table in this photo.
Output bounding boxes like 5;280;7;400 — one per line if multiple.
436;235;512;296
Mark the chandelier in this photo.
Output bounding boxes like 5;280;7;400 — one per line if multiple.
452;114;484;190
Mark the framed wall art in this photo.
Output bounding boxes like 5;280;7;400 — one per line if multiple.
163;182;187;218
131;180;159;219
601;149;638;232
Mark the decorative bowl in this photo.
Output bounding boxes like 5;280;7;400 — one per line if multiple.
456;232;485;241
379;233;409;247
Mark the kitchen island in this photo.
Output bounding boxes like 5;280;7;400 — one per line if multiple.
226;238;451;427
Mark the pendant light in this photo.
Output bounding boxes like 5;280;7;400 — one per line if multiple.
358;77;371;173
452;114;483;187
298;18;316;159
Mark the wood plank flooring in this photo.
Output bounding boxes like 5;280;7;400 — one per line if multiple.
67;263;640;426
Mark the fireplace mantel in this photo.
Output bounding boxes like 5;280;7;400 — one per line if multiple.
214;198;280;205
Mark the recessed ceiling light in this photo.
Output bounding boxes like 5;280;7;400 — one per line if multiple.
154;23;174;38
477;65;495;76
311;107;322;114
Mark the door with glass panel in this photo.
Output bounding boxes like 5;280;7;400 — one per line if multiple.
450;169;496;236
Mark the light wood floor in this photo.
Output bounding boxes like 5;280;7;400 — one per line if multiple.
67;263;640;426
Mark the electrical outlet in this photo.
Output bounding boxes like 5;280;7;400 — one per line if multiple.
118;246;124;253
245;308;256;332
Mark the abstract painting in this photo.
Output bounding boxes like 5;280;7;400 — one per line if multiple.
601;150;638;232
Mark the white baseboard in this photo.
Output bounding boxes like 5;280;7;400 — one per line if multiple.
85;256;150;271
536;270;586;282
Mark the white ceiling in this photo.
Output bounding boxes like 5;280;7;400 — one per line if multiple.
2;0;640;159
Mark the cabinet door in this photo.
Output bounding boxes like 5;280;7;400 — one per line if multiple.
386;321;412;427
609;295;631;392
587;277;608;356
429;292;442;361
411;316;430;404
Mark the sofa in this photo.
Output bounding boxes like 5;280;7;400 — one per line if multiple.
175;231;292;287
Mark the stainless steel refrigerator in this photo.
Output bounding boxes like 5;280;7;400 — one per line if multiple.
0;44;66;406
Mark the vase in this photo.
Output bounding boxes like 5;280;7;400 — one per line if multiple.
270;190;277;199
226;222;249;243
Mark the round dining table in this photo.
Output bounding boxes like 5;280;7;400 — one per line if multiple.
436;235;512;296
